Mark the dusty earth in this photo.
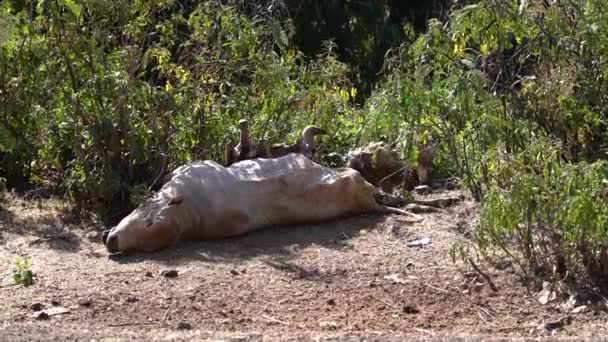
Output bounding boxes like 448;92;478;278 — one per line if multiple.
1;189;607;341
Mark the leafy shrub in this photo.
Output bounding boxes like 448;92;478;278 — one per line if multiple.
13;258;34;286
474;137;608;290
0;0;360;213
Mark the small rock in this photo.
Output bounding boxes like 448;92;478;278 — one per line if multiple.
78;298;92;307
145;271;153;278
402;304;420;314
125;296;138;303
177;322;192;330
32;311;50;320
541;316;572;331
30;303;44;311
319;321;338;330
414;185;432;195
326;298;336;306
230;269;239;276
161;270;178;278
384;273;410;285
406;237;432;247
537;281;557;305
572;305;588;314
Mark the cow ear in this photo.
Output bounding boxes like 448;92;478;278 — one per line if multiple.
168;194;183;206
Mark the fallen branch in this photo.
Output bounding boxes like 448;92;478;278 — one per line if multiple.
468;257;498;292
412;196;462;208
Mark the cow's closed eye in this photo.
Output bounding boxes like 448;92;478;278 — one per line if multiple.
146;220;153;227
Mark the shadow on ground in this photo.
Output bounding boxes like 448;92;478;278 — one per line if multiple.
1;199;85;252
108;214;387;266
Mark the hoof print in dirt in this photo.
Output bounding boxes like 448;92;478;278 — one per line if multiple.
177;322;192;330
326;298;336;306
145;271;153;278
230;269;239;276
161;270;179;278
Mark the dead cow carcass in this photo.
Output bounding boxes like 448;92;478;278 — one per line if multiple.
102;153;421;253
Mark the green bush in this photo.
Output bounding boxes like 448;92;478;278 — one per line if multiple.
0;0;360;211
13;258;34;286
475;137;608;290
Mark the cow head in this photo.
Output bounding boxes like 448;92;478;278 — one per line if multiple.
102;194;184;253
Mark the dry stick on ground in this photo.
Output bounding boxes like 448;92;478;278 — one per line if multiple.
108;322;158;327
422;282;449;294
262;314;290;326
372;296;400;312
468;257;498;292
412;327;436;336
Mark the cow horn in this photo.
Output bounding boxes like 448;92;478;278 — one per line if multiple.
168;194;183;206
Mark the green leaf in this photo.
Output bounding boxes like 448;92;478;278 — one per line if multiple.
270;21;288;51
0;122;16;153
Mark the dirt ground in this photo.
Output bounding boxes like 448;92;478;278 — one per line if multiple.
1;189;607;341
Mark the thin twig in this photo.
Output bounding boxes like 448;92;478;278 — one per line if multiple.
421;282;450;293
108;322;158;327
377;164;411;188
371;297;400;312
262;314;290;326
468;257;498;292
412;327;436;336
477;305;496;320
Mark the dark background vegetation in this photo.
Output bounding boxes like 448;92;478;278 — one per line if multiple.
1;0;608;292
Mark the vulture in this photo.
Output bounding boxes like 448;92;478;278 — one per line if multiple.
268;125;327;159
224;119;261;167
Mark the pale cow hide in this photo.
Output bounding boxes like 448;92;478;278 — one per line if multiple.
102;153;422;253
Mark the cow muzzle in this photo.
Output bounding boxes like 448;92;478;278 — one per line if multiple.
101;229;120;253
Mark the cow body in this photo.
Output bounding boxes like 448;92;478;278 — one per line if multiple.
103;153;420;253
